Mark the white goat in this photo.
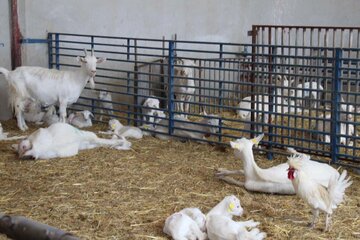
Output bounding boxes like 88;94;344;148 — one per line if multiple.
16;122;130;160
98;90;114;121
154;114;219;142
290;81;324;108
0;48;106;131
68;110;94;128
173;59;197;118
23;100;45;124
0;122;26;141
42;105;60;126
99;119;143;139
206;195;266;240
215;134;340;194
142;97;165;124
163;208;207;240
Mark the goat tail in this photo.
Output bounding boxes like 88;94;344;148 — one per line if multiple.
0;67;10;80
328;169;352;208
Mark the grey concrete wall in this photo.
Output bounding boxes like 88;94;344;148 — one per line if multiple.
0;0;12;120
18;0;360;67
1;0;360;117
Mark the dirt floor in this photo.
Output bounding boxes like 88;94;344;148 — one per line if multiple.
0;119;359;240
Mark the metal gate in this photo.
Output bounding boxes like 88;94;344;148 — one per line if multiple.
46;31;360;169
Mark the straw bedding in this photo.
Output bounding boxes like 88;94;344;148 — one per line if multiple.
0;119;359;240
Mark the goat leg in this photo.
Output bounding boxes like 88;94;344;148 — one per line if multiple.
215;168;244;177
216;175;244;187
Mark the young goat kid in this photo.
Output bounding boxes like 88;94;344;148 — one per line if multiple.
163;208;207;240
0;48;106;131
206;195;266;240
98;91;114;121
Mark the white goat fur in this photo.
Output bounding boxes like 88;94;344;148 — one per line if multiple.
142;97;165;124
42;106;60;125
23;100;45;123
290;81;324;108
0;122;26;141
98;91;114;121
17;122;130;160
163;208;207;240
174;59;197;117
215;134;340;194
154;114;219;142
99;119;143;139
68;110;94;128
0;49;106;131
206;195;266;240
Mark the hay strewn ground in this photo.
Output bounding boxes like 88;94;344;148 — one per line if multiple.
0;119;359;240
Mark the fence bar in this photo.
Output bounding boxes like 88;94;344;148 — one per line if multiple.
47;33;53;69
55;33;60;69
168;41;175;135
331;48;342;164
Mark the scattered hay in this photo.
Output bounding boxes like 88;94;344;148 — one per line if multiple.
0;119;359;239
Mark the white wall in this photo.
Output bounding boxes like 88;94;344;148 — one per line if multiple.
0;0;12;120
1;0;360;117
18;0;360;67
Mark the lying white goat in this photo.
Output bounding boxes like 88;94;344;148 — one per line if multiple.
215;134;340;194
16;122;130;160
154;114;219;142
206;195;266;240
99;119;143;139
163;208;207;240
98;90;114;121
173;59;197;118
142;97;165;124
0;48;106;131
0;122;26;141
68;110;94;128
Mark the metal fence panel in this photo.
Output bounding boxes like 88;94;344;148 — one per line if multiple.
47;32;359;169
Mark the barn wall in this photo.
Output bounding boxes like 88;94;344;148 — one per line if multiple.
18;0;360;67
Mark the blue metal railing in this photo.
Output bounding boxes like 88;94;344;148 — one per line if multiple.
43;32;359;169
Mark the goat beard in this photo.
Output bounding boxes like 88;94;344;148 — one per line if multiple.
89;77;95;89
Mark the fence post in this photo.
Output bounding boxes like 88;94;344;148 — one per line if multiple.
55;33;60;70
331;48;342;164
90;36;95;114
47;33;52;69
127;38;131;125
218;44;224;142
267;45;276;160
168;41;175;136
133;39;139;126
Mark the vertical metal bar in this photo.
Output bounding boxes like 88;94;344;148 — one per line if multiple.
127;38;131;125
331;48;342;164
250;26;257;138
133;39;139;126
47;33;53;69
168;41;175;136
55;33;60;70
90;36;95;113
10;0;22;69
218;44;224;113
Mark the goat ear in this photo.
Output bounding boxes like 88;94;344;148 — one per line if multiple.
230;141;241;149
97;57;106;63
77;56;87;63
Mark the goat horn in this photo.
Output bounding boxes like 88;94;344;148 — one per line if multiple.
83;48;88;56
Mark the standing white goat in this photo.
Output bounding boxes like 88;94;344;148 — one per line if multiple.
0;48;106;131
290;81;324;108
68;110;94;128
16;122;130;160
163;208;207;240
98;90;114;121
206;195;266;240
173;59;197;118
215;134;340;194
